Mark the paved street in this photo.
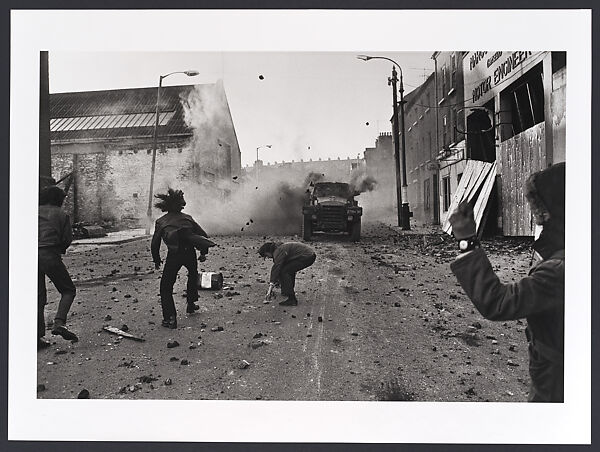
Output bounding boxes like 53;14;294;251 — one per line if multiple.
37;221;532;401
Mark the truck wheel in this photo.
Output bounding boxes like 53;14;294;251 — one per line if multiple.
302;216;312;241
350;220;361;242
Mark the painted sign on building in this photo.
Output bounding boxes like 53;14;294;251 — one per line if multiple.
463;51;545;107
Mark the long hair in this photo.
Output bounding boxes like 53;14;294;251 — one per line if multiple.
39;185;66;207
154;188;186;213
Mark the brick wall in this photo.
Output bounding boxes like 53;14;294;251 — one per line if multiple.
50;138;233;227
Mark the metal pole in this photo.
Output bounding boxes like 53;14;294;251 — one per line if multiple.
39;51;52;184
399;73;411;230
390;66;403;228
146;76;163;234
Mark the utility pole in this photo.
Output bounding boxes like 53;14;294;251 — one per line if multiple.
39;51;54;188
389;67;403;228
398;73;411;230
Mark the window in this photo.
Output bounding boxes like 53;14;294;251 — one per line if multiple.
442;115;448;147
452;108;458;143
451;53;457;89
441;65;447;99
442;176;451;211
424;179;431;210
502;63;544;139
457;173;463;184
351;162;359;170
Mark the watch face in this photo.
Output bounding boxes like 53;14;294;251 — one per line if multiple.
459;240;469;251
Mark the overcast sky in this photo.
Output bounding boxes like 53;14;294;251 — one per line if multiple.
49;51;434;167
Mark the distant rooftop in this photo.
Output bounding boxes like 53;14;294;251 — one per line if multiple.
50;84;217;142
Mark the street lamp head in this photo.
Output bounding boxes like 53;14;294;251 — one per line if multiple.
356;55;372;61
184;70;200;76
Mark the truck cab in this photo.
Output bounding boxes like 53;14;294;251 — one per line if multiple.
302;182;363;241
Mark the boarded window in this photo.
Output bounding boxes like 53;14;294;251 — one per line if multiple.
502;63;544;139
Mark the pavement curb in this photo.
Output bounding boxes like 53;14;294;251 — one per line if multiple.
72;235;150;246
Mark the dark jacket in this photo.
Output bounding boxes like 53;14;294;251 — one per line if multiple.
450;247;564;402
270;242;316;283
151;212;207;263
38;204;72;254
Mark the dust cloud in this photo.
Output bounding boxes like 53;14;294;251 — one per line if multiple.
162;83;393;237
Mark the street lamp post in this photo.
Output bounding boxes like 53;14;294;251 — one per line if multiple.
357;55;412;230
145;70;199;234
255;144;272;187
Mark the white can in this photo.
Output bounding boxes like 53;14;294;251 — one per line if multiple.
199;272;224;290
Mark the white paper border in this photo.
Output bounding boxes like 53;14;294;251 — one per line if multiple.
9;9;591;444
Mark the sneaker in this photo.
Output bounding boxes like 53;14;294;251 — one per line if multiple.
161;317;177;329
51;325;79;342
279;297;298;306
37;337;51;350
186;303;200;314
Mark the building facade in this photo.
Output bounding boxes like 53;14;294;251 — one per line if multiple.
50;81;241;228
363;132;395;211
431;51;468;225
243;156;365;187
401;72;439;225
463;51;566;235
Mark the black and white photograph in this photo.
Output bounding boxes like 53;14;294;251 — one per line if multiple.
8;8;592;445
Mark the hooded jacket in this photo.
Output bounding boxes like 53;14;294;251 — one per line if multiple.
451;162;565;402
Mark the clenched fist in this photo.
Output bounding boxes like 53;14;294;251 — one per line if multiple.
448;201;476;240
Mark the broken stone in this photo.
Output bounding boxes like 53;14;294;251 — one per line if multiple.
253;333;263;339
77;389;90;399
164;378;172;386
139;375;157;384
121;325;129;332
180;359;189;365
55;349;67;355
167;341;180;349
211;326;224;332
350;332;359;336
464;387;476;396
169;357;178;362
104;315;112;321
250;341;266;349
507;360;519;367
239;360;250;369
37;384;46;392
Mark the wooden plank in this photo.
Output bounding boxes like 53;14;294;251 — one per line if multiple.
465;162;492;203
443;160;493;234
474;161;497;228
442;160;477;233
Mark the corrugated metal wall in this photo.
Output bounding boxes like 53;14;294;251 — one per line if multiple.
498;122;547;236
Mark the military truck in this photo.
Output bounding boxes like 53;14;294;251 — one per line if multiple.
301;182;363;241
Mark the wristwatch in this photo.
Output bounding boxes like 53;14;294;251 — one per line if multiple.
458;237;480;253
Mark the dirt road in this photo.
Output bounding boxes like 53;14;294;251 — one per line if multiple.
37;222;533;401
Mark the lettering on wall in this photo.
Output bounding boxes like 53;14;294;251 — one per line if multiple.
469;51;488;70
468;51;535;104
